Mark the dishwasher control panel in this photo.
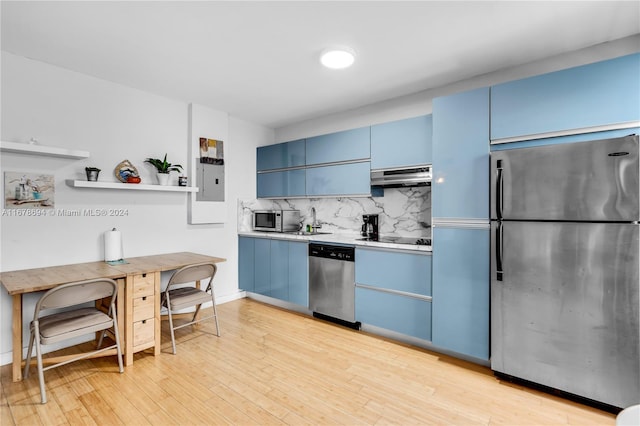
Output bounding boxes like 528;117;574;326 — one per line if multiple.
308;243;355;261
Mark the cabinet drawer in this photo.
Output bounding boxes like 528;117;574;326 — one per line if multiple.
133;319;155;347
133;295;155;322
133;273;155;297
356;248;432;296
356;287;432;341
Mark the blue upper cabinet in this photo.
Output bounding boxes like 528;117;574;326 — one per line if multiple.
491;53;640;142
306;127;370;165
257;139;306;171
306;162;371;196
371;115;433;169
432;87;490;220
257;169;305;198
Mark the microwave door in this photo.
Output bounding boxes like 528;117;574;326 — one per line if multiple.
254;212;275;229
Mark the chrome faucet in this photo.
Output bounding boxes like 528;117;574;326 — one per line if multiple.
311;207;321;232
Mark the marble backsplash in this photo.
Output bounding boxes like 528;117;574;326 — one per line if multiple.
238;187;431;238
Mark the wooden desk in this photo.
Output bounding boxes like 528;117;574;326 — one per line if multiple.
0;252;226;382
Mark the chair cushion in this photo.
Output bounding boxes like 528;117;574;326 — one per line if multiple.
165;287;212;311
37;308;113;341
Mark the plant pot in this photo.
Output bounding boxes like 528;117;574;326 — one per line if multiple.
156;172;170;186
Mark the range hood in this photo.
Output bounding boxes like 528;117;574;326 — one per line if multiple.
370;165;432;188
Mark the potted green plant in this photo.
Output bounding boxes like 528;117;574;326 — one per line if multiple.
144;154;183;185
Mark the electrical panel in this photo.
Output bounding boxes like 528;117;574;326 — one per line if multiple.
196;163;224;201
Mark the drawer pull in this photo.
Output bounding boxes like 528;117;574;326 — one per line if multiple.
142;320;146;324
142;296;147;301
142;273;147;277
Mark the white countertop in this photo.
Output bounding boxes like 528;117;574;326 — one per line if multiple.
238;231;432;253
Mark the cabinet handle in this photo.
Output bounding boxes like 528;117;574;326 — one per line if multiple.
142;273;147;278
142;296;147;301
142;320;146;324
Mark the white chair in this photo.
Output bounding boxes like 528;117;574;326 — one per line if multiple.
162;262;220;354
24;278;124;404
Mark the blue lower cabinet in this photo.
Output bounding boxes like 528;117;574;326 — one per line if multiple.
238;236;255;292
238;237;308;307
306;162;371;196
356;248;431;296
257;169;305;198
355;247;432;340
356;287;431;341
288;241;308;307
270;239;289;300
431;227;490;360
254;238;271;296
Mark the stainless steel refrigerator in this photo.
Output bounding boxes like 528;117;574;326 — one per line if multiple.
490;134;639;409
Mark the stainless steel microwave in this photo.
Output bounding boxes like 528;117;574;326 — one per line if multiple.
253;210;300;232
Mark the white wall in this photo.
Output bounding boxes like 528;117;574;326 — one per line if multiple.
0;52;273;364
275;35;640;142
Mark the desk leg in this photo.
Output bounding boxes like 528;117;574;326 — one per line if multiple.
154;271;161;356
124;274;134;367
12;295;22;382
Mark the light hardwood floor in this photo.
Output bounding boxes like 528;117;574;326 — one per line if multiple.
1;298;615;425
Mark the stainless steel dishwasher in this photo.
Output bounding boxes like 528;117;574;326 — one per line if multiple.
308;243;359;328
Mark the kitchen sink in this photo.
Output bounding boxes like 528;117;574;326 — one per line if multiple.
286;231;332;236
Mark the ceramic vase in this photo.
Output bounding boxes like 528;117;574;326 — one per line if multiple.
156;172;170;186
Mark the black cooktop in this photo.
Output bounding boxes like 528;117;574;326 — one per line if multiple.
358;236;431;246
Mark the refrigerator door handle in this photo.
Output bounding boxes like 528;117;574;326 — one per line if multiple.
496;160;503;220
496;221;504;281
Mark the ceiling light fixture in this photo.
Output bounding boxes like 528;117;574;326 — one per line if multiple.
320;47;355;70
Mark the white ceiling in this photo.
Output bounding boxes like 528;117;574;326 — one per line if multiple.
2;1;639;129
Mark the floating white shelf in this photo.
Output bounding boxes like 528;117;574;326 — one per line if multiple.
0;141;90;159
65;180;199;192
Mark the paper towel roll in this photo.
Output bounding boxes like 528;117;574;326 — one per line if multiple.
104;228;123;262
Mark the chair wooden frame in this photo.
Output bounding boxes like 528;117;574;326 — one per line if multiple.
23;278;124;404
161;262;220;354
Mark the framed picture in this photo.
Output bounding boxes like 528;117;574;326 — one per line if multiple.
4;172;55;209
199;138;224;159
